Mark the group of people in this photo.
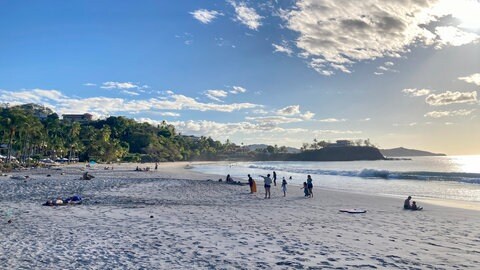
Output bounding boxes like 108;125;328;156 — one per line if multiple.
43;195;82;206
302;175;314;198
244;171;313;199
404;196;423;210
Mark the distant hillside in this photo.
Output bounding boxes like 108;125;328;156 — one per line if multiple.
246;144;300;154
381;147;446;157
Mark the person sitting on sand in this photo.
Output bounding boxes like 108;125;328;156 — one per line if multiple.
45;200;54;206
82;171;94;180
55;197;64;205
302;182;309;197
281;177;287;197
411;201;423;211
404;196;412;209
226;174;233;183
259;174;272;199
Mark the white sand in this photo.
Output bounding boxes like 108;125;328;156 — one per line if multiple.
1;162;480;269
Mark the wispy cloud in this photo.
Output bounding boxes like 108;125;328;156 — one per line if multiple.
424;109;475;118
425;91;477;106
276;105;315;120
459;73;480;86
277;105;300;116
230;1;263;30
318;118;346;123
0;88;261;118
376;61;397;74
230;86;247;94
272;42;293;56
190;9;223;24
101;81;140;90
83;83;96;87
205;89;228;102
402;88;432;97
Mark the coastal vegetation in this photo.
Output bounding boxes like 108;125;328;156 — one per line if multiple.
0;104;384;169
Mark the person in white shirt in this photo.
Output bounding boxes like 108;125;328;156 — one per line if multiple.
259;174;272;199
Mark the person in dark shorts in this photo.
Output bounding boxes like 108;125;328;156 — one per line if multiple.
273;171;277;186
260;174;272;199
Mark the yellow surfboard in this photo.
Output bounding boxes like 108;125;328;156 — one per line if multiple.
252;180;257;193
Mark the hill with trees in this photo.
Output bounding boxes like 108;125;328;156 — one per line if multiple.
0;103;386;170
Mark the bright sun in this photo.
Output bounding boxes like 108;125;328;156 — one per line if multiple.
450;0;480;29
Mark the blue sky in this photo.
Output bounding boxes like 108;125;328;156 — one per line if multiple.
1;0;480;154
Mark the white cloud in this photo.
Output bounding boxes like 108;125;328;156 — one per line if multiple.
122;90;140;96
425;91;477;106
318;118;346;123
101;81;140;90
283;0;480;75
459;73;480;86
424;109;475;118
0;89;65;105
230;1;263;30
312;130;362;135
230;86;247;94
205;89;228;102
154;112;180;117
272;42;293;56
434;26;479;48
301;111;315;120
83;83;96;87
190;9;223;24
246;115;303;125
0;88;261;119
277;105;300;116
402;88;432;97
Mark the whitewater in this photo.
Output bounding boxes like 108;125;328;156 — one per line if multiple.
191;156;480;203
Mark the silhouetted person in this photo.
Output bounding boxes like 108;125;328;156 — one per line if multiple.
404;196;412;209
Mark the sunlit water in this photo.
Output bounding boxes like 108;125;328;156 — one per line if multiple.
191;156;480;202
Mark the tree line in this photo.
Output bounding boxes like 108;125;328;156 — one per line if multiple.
0;104;238;164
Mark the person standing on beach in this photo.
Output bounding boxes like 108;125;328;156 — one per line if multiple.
273;171;277;186
307;175;313;198
281;177;287;197
248;174;255;193
260;174;272;199
155;162;158;170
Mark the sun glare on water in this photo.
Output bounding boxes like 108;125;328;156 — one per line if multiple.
450;155;480;173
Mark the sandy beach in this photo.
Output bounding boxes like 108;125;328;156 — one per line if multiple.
1;162;479;269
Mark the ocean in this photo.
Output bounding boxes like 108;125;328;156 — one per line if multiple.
191;156;480;203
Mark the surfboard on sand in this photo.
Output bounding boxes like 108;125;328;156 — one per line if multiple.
252;181;257;193
339;209;367;214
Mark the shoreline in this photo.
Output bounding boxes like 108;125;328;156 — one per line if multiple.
2;161;480;268
185;161;480;212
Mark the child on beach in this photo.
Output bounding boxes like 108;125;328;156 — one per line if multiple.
302;182;309;197
281;177;287;197
411;201;423;211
